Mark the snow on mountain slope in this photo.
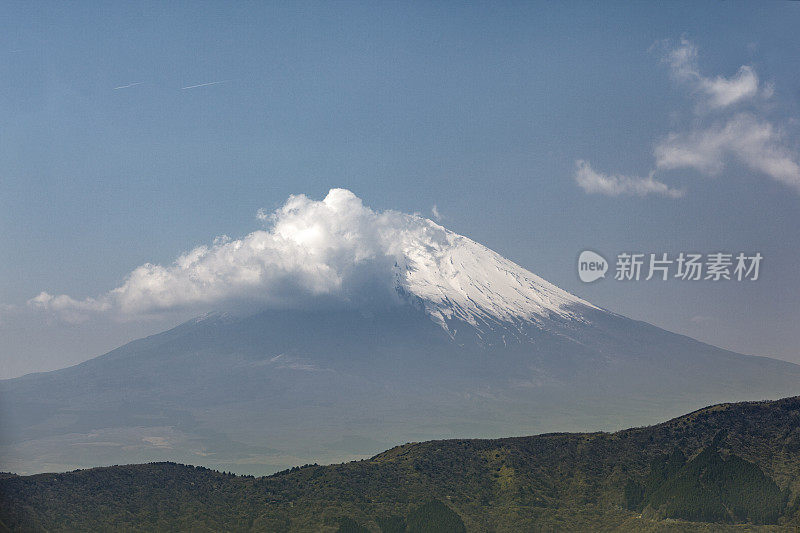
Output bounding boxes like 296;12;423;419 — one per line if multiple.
389;219;599;335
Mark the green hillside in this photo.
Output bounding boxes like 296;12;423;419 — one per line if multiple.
3;396;800;531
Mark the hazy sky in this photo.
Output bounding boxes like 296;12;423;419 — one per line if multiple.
2;2;800;378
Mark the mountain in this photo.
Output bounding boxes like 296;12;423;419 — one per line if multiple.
1;211;799;475
3;396;800;531
390;225;596;337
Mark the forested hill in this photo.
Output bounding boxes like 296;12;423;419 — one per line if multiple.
3;396;800;532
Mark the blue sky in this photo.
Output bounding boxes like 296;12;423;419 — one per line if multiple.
2;2;800;377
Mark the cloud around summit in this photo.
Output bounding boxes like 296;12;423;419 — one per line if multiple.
29;189;448;321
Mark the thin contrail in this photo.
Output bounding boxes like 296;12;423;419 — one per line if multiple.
181;80;230;90
113;82;143;90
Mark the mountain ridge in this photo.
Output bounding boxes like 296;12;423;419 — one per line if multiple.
3;395;800;531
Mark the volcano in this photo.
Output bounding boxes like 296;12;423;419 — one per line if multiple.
2;190;798;475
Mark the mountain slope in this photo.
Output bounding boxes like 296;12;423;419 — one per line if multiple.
1;205;799;475
3;396;800;531
390;224;597;337
1;301;798;476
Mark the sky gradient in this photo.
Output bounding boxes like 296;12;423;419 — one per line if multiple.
2;2;799;378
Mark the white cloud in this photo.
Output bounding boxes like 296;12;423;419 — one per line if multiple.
28;189;446;320
574;160;684;198
431;204;442;222
28;292;111;323
654;40;800;191
575;38;800;197
664;38;764;110
655;114;800;191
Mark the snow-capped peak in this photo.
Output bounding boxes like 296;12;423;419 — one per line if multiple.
390;220;598;334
